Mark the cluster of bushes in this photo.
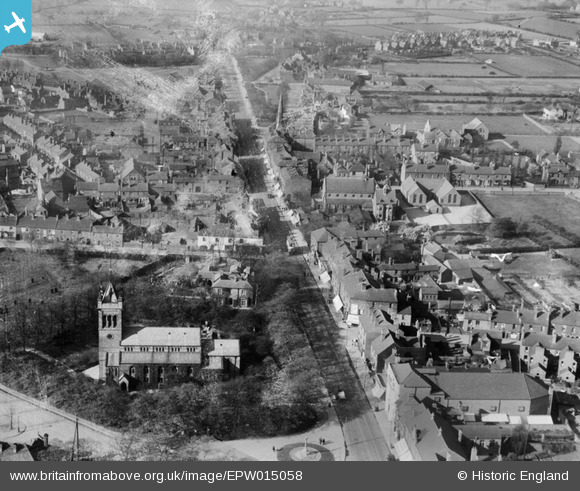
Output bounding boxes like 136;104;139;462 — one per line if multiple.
531;215;580;247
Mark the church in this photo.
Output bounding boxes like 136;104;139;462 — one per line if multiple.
98;282;239;391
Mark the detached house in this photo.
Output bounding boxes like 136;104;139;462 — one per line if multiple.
212;274;254;309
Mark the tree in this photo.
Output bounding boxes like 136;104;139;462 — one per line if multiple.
487;217;519;239
400;224;433;243
470;207;488;232
510;424;529;460
554;135;562;156
370;221;390;234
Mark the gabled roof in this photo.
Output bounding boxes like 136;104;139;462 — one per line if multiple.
421;371;548;402
552;309;580;328
398;397;468;461
464;118;486;130
121;326;201;347
325;176;375;194
522;333;580;352
391;363;432;388
401;176;423;196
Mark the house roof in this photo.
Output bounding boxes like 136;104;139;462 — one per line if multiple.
371;332;396;357
0;443;35;462
212;278;253;290
521;333;580;352
405;163;450;175
398;397;468;461
552;310;580;328
401;176;422;196
422;371;548;401
56;217;92;232
342;270;397;304
325;177;375;195
391;363;432;388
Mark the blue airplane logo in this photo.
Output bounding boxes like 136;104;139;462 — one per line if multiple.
0;1;32;55
5;12;26;34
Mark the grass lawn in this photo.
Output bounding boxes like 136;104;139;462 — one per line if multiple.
476;193;580;248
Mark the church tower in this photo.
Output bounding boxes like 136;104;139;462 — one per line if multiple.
98;282;123;381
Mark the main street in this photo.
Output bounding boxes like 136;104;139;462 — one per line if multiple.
227;55;390;460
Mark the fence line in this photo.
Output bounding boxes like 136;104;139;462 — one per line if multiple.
0;381;121;440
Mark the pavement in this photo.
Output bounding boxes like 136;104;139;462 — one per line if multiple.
303;254;395;460
207;405;345;462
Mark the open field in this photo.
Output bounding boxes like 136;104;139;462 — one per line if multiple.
382;62;508;78
333;25;398;37
508;17;580;40
475;193;580;248
472;54;580;78
395;23;461;33
377;76;580;95
468;77;580;95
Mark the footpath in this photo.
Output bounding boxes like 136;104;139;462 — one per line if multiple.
303;252;397;455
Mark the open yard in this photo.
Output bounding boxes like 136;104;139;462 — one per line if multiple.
496;248;580;308
475;193;580;248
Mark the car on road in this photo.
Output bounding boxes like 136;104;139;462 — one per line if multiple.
267;193;274;199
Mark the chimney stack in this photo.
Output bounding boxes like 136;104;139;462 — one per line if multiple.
43;433;49;449
457;429;463;443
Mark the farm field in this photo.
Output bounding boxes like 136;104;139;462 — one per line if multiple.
508;17;580;40
472;54;580;78
334;25;398;37
470;77;580;95
458;22;562;41
395;23;461;33
475;193;580;248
